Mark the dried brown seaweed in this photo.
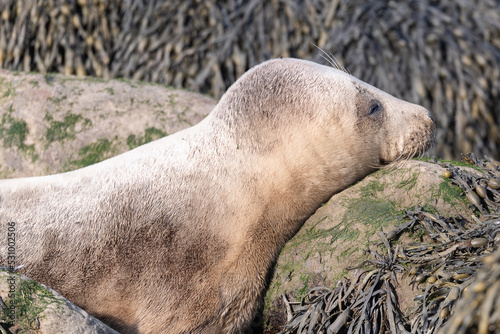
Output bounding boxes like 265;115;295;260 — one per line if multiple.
280;155;500;333
440;248;500;334
438;153;500;214
280;234;408;334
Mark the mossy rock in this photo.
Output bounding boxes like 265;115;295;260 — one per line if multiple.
0;271;119;333
0;69;216;178
264;160;478;331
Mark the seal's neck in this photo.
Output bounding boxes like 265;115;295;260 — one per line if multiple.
202;116;378;330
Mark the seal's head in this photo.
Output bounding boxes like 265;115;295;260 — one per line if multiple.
211;58;435;196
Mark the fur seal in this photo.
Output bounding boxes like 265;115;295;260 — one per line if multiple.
0;58;435;333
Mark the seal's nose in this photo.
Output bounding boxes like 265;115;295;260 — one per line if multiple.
416;106;436;138
424;109;436;138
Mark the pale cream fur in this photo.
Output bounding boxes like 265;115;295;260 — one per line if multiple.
0;58;434;333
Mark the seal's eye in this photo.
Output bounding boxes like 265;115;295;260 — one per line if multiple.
369;102;382;115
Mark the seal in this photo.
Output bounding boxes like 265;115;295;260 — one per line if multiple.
0;58;435;333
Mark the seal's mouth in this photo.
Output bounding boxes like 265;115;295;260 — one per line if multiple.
380;121;436;167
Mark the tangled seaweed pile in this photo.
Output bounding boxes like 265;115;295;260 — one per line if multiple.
280;155;500;334
0;0;330;97
441;153;500;214
442;245;500;334
280;234;408;333
0;0;499;159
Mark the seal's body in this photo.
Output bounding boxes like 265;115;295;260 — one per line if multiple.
0;59;434;333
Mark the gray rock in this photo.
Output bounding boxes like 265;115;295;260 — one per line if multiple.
0;271;120;334
0;70;216;178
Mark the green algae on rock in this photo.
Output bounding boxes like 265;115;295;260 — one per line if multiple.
0;69;216;178
264;160;477;332
0;271;119;334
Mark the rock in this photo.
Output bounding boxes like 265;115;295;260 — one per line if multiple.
0;270;119;334
264;159;477;331
0;69;216;178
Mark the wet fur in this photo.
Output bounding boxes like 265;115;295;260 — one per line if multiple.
0;59;434;333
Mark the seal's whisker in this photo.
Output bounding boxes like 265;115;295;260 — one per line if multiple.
393;159;406;170
369;162;383;169
318;48;337;69
312;43;348;73
312;43;333;66
328;51;350;74
395;152;404;163
413;147;420;160
387;150;414;172
319;53;336;69
407;148;416;161
386;161;399;173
